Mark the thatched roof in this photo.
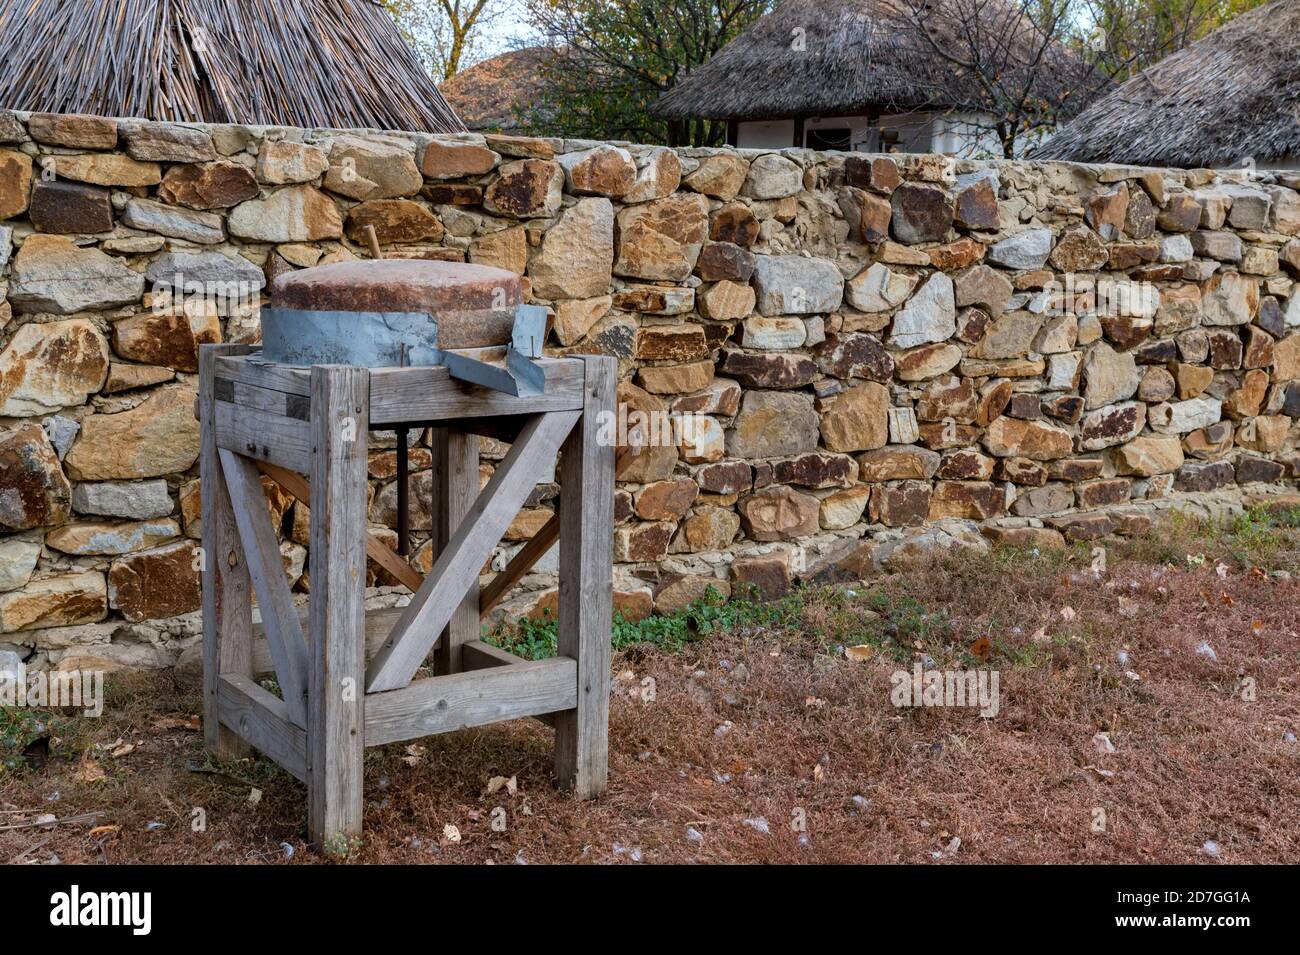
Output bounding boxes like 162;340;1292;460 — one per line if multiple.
0;0;464;133
654;0;1101;122
1032;0;1300;167
440;47;555;134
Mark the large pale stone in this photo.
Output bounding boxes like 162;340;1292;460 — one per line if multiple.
895;342;962;380
727;390;818;459
47;519;180;556
65;386;199;480
144;251;266;294
420;139;499;179
122;199;225;244
856;446;941;481
1149;397;1223;435
530;198;614;299
700;280;757;320
227;185;343;242
469;226;528;274
624;147;681;203
345;199;444;244
683;154;750;200
751;255;844;316
0;319;109;416
982;416;1073;459
554;295;612;346
846;262;917;312
51;153;161;188
559;145;636;197
9;235;145;314
324;135;422;199
1082;342;1141;409
1201;272;1259;326
0;424;72;530
614;193;710;281
1113;435;1184;476
0;537;41;593
970;311;1040;360
742;154;803;200
72;479;174;519
888;273;955;348
819;381;890;453
987;229;1051;270
121;122;216;162
954;264;1013;316
257;140;330;184
0;571;106;632
28;112;117;149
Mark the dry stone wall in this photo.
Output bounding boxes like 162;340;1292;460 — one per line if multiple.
1;111;1299;674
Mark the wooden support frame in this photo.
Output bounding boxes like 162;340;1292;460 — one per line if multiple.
201;348;614;853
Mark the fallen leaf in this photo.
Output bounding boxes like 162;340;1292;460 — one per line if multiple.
442;824;462;845
969;635;990;659
74;756;106;783
88;824;120;838
248;788;262;806
845;644;873;662
109;742;134;759
1060;607;1077;622
486;775;518;796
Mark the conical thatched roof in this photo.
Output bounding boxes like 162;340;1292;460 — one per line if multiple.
1033;0;1300;167
654;0;1101;122
0;0;464;133
440;47;556;134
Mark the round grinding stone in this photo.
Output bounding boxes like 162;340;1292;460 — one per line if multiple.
269;260;524;356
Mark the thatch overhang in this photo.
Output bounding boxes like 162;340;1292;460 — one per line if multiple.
1032;0;1300;168
653;0;1102;123
0;0;464;133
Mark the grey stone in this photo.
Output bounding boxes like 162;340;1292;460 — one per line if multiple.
751;255;844;316
42;415;79;460
122;198;225;244
987;228;1051;270
9;236;145;314
71;479;175;520
0;537;41;593
742;154;803;200
145;251;266;291
888;273;955;348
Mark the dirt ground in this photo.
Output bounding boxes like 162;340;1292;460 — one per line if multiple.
3;505;1300;864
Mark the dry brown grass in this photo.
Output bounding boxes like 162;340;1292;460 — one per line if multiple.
3;508;1299;865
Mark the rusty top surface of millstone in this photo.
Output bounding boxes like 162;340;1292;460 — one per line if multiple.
272;259;522;315
269;259;524;352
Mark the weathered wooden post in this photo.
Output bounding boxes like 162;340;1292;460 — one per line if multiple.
199;260;614;852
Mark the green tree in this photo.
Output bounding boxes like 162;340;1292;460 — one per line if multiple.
521;0;774;146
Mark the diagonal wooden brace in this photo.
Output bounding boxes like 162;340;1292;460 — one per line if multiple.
365;410;581;692
254;460;426;593
218;448;310;727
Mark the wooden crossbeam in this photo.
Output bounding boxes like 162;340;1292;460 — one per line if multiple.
253;461;426;593
365;410;580;693
217;674;308;782
219;448;309;727
364;656;577;747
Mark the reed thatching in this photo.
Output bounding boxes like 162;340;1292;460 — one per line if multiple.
653;0;1098;122
1032;0;1300;168
0;0;464;133
439;47;555;134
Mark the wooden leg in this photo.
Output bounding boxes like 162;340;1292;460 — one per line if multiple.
554;356;615;798
307;366;370;853
201;344;254;760
434;427;481;676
